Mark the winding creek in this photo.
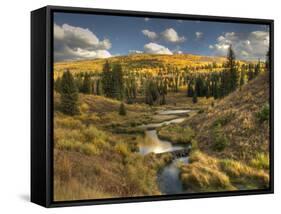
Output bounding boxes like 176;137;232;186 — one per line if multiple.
138;109;192;194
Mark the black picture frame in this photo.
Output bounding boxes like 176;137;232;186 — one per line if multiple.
31;5;274;208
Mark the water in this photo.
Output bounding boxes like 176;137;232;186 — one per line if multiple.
158;157;189;194
157;109;191;115
139;130;185;155
138;109;192;194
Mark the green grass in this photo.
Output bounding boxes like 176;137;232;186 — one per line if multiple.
211;124;230;152
157;124;195;144
256;103;270;123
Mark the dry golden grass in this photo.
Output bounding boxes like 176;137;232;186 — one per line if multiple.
53;93;164;201
179;151;269;192
187;72;270;161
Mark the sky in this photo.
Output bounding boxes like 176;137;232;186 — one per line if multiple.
54;12;270;62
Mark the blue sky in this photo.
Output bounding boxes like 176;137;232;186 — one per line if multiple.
54;12;269;62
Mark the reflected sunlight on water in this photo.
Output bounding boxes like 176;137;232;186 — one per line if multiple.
139;130;184;155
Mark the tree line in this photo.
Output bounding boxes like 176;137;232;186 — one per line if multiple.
55;45;269;114
186;45;267;103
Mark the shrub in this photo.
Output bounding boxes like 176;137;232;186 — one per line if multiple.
80;103;89;113
82;126;107;144
211;125;230;152
212;112;235;127
212;133;229;152
191;139;199;150
119;102;127;116
256;103;270;123
114;143;130;157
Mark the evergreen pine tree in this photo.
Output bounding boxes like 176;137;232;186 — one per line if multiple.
81;73;92;94
101;61;113;97
239;69;246;90
112;63;124;100
60;70;79;115
266;50;270;72
213;80;219;99
192;91;198;104
187;80;194;97
54;77;62;93
248;63;255;81
254;60;261;77
226;45;238;92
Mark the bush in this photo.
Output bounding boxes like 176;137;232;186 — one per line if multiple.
211;125;230;152
191;139;199;150
212;112;235;127
82;126;107;144
114;143;130;157
119;102;127;116
80;103;89;113
256;103;270;123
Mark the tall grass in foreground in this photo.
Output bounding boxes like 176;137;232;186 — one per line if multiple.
179;151;269;192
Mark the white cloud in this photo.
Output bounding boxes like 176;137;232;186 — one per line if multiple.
161;28;185;43
129;50;143;54
209;31;269;60
174;50;183;54
96;38;112;50
195;32;203;40
142;29;158;40
95;50;112;58
143;42;172;55
54;23;112;61
54;23;64;40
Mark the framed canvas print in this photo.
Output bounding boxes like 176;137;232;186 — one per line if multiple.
31;5;274;207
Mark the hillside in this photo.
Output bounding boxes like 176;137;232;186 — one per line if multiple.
175;72;270;192
189;72;270;161
54;53;229;78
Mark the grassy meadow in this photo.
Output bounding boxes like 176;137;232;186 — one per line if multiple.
53;51;270;201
